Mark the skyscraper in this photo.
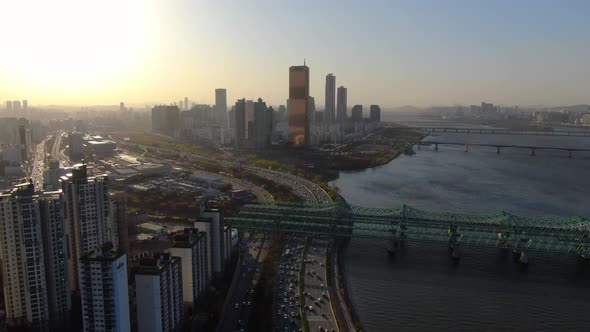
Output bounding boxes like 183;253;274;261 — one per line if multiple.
288;64;310;146
254;97;272;150
78;243;130;332
22;100;28;110
184;97;189;111
215;88;227;125
5;100;13;111
120;101;125;111
337;86;347;124
135;253;183;332
61;163;112;291
369;104;381;122
325;74;336;124
234;99;247;149
351;104;363;121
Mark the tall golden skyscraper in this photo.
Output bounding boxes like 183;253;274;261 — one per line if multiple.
287;64;310;146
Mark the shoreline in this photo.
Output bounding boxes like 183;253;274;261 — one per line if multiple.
330;238;364;331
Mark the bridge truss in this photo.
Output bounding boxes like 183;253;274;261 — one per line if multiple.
226;201;590;256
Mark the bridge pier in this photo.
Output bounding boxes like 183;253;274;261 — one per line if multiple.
448;225;462;260
496;146;501;154
530;148;536;156
434;143;439;151
464;144;470;152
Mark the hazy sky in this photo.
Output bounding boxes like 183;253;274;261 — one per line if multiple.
1;0;589;108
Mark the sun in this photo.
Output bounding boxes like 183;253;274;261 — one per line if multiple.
0;0;154;102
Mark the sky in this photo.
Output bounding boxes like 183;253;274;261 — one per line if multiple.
1;0;589;108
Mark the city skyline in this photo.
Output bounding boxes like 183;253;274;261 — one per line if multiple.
2;0;590;107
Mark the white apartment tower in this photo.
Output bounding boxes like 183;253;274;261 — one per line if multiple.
195;208;224;275
78;243;130;332
0;183;49;328
61;163;112;292
167;228;208;308
135;253;184;332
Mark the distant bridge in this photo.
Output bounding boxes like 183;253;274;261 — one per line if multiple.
392;126;590;137
226;201;590;261
418;141;590;157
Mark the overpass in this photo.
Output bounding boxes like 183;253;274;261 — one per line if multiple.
226;201;590;262
392;126;590;137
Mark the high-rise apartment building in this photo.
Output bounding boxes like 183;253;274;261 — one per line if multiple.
234;99;247;149
79;243;130;332
325;74;336;124
369;105;381;122
254;98;272;150
135;253;183;332
288;64;310;146
22;100;28;110
0;183;71;329
196;208;225;275
12;100;22;112
0;183;49;328
215;88;227;125
61;164;111;292
167;229;208;308
39;190;71;328
184;97;189;111
152;105;180;136
5;100;13;111
110;192;129;254
351;105;363;121
337;86;347;124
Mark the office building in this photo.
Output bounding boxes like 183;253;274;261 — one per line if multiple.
135;253;183;332
215;88;227;125
351;105;363;121
22;100;28;110
152;105;180;136
61;163;112;291
5;100;12;111
325;74;336;124
336;86;347;124
120;102;125;111
79;243;130;332
68;132;84;160
234;99;247;149
287;64;310;146
184;97;189;111
369;105;381;122
254;98;272;150
0;183;49;328
167;229;208;307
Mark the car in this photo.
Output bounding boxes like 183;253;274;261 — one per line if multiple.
235;303;239;309
278;309;282;315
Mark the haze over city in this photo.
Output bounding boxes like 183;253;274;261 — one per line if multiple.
2;0;590;107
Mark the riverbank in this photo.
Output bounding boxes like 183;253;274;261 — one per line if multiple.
329;238;363;331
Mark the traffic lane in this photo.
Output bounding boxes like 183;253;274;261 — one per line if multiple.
274;237;306;332
303;240;336;332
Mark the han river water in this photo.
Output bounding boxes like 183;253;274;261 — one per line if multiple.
331;116;590;331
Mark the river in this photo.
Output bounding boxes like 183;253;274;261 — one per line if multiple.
331;116;590;331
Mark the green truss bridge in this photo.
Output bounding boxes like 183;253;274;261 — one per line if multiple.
226;201;590;262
